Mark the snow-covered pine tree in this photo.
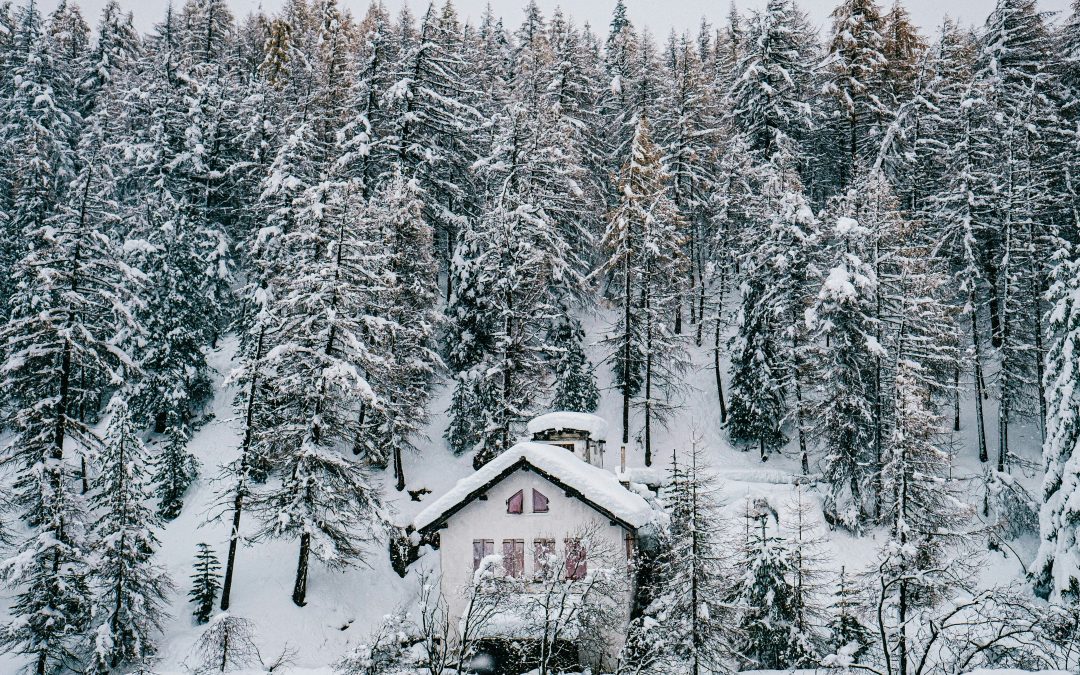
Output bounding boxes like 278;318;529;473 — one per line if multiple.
353;172;441;489
1032;246;1080;602
153;430;200;520
0;0;79;324
728;147;817;462
819;0;889;190
550;312;600;414
87;397;174;671
649;440;734;675
596;0;641;204
657;31;719;340
337;1;397;196
447;9;595;466
806;212;879;529
782;485;830;659
0;51;114;647
248;181;387;606
726;0;816;163
384;0;482;295
0;30;141;670
80;0;140;117
190;543;221;624
595;117;689;466
732;502;811;669
825;566;874;663
875;350;973;675
709;131;757;425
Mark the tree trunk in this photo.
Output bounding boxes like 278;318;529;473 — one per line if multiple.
292;532;311;606
622;259;632;448
953;366;960;432
714;310;727;424
393;439;405;492
970;300;988;463
644;310;653;468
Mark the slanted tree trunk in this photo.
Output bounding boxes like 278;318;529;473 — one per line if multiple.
221;326;265;611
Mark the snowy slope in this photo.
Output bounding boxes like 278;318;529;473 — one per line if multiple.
0;301;1044;674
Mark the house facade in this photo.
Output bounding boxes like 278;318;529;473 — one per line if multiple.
408;421;657;672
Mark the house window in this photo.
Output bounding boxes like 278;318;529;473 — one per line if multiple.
532;489;549;513
507;489;524;514
533;538;555;579
565;538;587;580
472;539;494;572
502;539;525;578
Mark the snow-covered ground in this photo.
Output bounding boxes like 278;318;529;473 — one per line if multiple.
0;303;1043;673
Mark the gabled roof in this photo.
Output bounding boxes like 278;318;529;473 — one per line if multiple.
526;412;609;440
412;442;655;534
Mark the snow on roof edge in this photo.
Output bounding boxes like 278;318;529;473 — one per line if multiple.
411;442;654;532
526;411;609;439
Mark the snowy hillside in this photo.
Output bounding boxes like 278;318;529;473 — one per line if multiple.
3;0;1080;673
2;304;1039;673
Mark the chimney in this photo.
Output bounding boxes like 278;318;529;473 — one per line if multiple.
620;445;626;475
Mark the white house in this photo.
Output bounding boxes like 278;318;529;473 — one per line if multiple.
407;416;658;672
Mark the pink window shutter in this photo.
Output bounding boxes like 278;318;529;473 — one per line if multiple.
503;540;524;578
532;489;549;513
507;489;524;514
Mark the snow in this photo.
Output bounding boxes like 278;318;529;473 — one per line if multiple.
525;411;609;439
0;298;1050;675
412;441;656;532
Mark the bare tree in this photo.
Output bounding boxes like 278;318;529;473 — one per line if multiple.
190;614;261;673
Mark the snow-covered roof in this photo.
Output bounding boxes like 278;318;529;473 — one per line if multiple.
412;442;655;533
526;411;609;439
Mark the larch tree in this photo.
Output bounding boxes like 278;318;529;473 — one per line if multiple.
595;117;688;466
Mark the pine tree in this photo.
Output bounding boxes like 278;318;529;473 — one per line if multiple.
782;485;830;659
551;313;600;414
87;397;174;672
728;148;817;461
806;211;879;528
819;0;889;189
153;429;200;520
826;566;874;663
726;0;816;162
732;504;810;669
190;543;222;624
1032;246;1080;602
876;354;972;675
595;117;689;466
353;172;442;489
649;441;734;675
385;0;482;295
249;181;387;607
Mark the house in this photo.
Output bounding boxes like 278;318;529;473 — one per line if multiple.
407;425;658;672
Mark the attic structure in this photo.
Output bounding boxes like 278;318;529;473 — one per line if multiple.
526;411;608;467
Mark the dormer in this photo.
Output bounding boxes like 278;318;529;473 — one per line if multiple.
526;412;608;468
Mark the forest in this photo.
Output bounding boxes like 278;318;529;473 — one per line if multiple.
1;0;1080;672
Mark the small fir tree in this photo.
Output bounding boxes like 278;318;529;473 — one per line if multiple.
190;543;222;624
